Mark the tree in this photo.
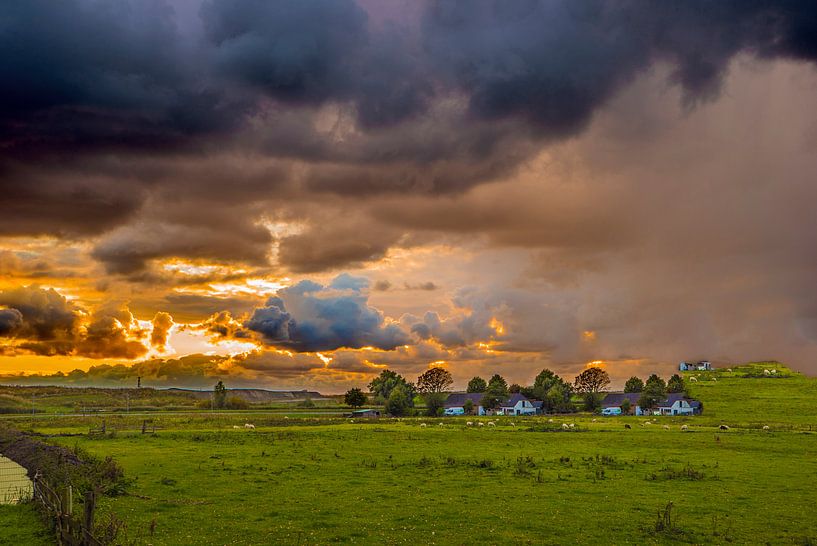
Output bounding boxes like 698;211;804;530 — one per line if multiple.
424;392;447;416
583;392;604;412
385;384;412;416
509;383;522;394
467;376;487;393
531;369;571;412
481;374;510;411
417;367;453;393
214;380;227;409
546;383;573;413
639;374;667;412
463;399;475;415
624;376;644;393
344;388;367;408
368;370;415;404
667;374;685;393
573;367;611;394
620;398;632;415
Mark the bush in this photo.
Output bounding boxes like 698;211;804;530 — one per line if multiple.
225;396;250;410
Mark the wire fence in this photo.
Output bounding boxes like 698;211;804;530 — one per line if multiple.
0;454;33;504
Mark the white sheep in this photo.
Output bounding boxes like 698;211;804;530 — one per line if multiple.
764;369;771;375
244;423;255;429
663;425;670;430
232;425;241;429
568;423;575;429
547;418;554;423
466;421;474;427
680;425;689;431
712;378;717;382
419;423;427;428
643;421;651;426
719;424;730;431
510;422;516;427
478;422;485;427
762;425;770;431
487;422;496;427
438;422;444;427
284;416;289;419
561;423;569;430
689;377;698;382
592;418;597;423
771;369;777;374
727;368;732;373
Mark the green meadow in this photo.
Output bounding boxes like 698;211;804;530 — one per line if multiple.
2;362;817;544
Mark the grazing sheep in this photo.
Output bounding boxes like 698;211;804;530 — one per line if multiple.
643;421;651;426
487;422;496;427
232;425;241;429
712;378;717;382
466;421;474;427
771;369;777;374
562;423;569;430
762;425;770;431
591;418;597;423
420;423;427;428
244;423;256;429
689;377;698;382
624;424;632;429
547;418;554;423
284;416;289;419
763;369;771;375
681;425;689;431
727;368;732;373
719;424;730;431
510;422;516;427
438;423;445;427
569;423;575;429
478;422;485;427
663;425;670;430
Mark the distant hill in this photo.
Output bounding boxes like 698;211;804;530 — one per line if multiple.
163;388;327;403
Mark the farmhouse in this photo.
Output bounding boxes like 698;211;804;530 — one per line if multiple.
601;393;644;416
497;393;537;416
601;392;702;416
444;393;487;415
349;409;380;418
679;360;713;371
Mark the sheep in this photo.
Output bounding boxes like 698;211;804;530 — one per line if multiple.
762;425;770;431
770;369;777;374
438;422;445;427
719;424;730;431
244;423;255;429
562;423;570;430
510;422;516;427
547;418;554;423
663;425;670;430
763;369;771;375
419;423;427;428
466;421;474;427
284;416;289;419
712;378;717;382
689;377;698;382
727;368;733;373
643;421;651;426
487;422;496;427
591;418;597;423
680;425;689;431
569;423;575;429
478;422;485;427
232;425;241;429
349;419;355;423
624;424;632;429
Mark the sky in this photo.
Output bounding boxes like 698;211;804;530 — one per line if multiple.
2;0;817;393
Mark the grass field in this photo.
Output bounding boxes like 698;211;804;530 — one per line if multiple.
2;362;817;544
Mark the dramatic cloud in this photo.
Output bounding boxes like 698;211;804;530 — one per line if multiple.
4;1;817;385
244;274;409;351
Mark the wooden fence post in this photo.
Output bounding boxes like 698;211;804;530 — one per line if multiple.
83;490;96;546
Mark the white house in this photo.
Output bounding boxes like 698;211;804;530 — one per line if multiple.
679;360;713;371
497;393;537;416
601;392;702;416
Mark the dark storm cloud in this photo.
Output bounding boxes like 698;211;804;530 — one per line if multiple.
244;274;409;351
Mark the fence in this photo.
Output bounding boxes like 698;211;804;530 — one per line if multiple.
31;473;108;546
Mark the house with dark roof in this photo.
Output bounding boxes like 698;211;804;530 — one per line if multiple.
679;360;713;371
601;392;702;416
498;393;537;416
444;393;487;416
